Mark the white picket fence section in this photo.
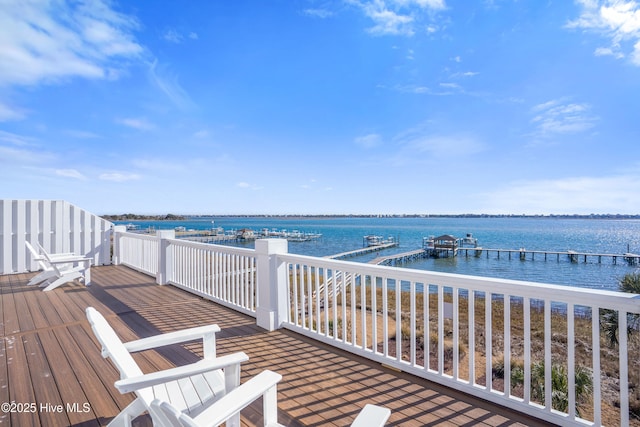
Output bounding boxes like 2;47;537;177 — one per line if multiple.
0;199;112;275
113;232;640;426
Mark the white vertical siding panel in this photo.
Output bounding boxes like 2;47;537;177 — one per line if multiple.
82;209;91;258
1;200;11;273
14;200;26;273
26;200;39;271
41;200;52;252
54;200;64;253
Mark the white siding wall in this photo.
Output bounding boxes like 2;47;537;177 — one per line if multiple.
0;199;113;274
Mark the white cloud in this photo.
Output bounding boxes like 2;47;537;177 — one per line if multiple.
303;8;334;18
391;124;485;164
450;71;479;78
0;0;143;87
400;134;483;158
162;29;198;43
148;59;194;109
349;0;446;36
439;82;461;89
99;172;141;182
163;29;183;44
0;145;53;164
355;133;383;148
131;158;184;172
0;130;33;146
65;130;100;139
567;0;640;65
236;182;262;190
530;99;597;137
193;129;210;138
0;101;26;121
56;169;86;180
367;7;415;36
480;174;640;214
117;117;155;131
394;84;431;93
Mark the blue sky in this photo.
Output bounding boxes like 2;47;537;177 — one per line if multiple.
1;0;640;215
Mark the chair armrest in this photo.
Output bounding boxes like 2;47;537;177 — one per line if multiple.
123;324;221;353
47;255;92;265
114;352;248;393
48;252;77;258
192;370;282;426
351;404;391;427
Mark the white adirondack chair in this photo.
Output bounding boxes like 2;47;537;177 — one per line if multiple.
149;372;391;427
25;241;57;286
25;241;91;290
86;307;249;427
37;241;92;290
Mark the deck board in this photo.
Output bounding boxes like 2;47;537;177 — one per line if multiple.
0;265;550;427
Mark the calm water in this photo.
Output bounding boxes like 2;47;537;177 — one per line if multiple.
116;217;640;291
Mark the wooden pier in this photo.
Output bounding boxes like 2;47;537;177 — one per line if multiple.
181;234;242;244
366;246;640;267
369;248;429;266
327;241;399;260
457;247;640;265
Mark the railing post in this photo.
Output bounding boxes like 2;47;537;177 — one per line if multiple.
255;238;289;331
157;230;175;285
112;226;127;265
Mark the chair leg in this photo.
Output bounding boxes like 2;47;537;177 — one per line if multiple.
42;271;83;292
28;270;55;286
84;266;91;286
106;398;147;427
263;385;279;426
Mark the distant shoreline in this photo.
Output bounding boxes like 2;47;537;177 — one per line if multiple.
103;213;640;220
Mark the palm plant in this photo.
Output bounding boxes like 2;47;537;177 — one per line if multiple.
509;361;592;417
600;272;640;347
494;359;592;417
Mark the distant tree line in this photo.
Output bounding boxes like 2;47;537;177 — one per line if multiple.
188;213;640;219
101;213;186;221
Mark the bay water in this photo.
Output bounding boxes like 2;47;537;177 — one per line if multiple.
115;217;640;292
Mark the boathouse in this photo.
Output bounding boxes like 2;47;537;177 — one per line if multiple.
433;234;459;257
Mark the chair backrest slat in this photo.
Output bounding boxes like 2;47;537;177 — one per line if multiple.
86;308;144;380
25;241;48;271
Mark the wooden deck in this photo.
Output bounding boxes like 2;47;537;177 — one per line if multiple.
0;265;550;426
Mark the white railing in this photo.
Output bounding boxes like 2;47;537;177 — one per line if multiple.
114;229;257;316
112;233;640;426
166;238;257;316
0;199;112;274
278;252;640;427
116;231;159;276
